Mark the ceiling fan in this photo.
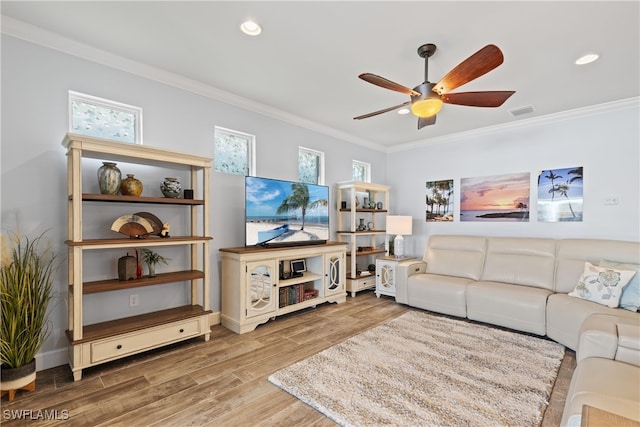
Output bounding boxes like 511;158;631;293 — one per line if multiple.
354;43;515;129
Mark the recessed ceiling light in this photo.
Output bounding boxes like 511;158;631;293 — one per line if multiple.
240;20;262;36
575;53;599;65
397;108;411;115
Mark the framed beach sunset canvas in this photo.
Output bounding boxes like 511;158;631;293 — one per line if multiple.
460;172;530;222
537;167;584;222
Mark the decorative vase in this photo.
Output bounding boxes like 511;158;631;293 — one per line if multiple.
147;263;156;278
160;177;181;198
97;162;121;195
117;253;137;281
120;174;143;196
0;359;36;401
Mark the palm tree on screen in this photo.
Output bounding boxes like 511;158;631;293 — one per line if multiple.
276;183;327;231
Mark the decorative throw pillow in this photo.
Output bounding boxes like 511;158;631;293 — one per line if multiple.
568;262;636;308
599;260;640;312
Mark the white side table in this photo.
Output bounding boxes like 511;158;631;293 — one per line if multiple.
375;256;416;298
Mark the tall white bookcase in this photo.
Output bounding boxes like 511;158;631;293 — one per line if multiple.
63;133;212;381
335;181;390;297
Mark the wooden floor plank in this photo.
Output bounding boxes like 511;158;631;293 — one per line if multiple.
1;290;573;426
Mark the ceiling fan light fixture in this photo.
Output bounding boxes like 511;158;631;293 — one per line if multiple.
411;98;443;118
410;82;442;118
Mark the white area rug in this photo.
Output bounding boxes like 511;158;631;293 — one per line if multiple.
268;311;565;426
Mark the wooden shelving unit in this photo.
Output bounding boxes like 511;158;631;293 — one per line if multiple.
336;181;391;297
63;133;212;381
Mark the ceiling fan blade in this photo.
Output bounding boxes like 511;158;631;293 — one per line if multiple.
442;91;515;107
433;45;505;95
418;115;436;129
359;73;421;97
354;102;410;120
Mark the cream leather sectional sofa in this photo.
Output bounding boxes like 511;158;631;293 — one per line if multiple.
395;235;640;425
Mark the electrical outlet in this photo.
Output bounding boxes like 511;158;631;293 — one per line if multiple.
603;196;619;205
129;294;139;307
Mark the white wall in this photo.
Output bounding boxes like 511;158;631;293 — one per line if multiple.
386;102;640;257
2;34;639;371
0;35;386;369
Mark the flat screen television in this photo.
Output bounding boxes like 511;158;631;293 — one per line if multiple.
245;176;330;247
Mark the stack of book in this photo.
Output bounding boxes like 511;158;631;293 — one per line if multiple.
279;283;318;307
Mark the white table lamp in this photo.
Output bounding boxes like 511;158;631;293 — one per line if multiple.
386;215;413;258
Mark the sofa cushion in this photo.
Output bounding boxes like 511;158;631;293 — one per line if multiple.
423;235;486;280
568;262;636;308
599;260;640;312
406;273;471;317
560;357;640;426
481;237;556;290
547;294;639;350
555;239;640;294
466;281;552;335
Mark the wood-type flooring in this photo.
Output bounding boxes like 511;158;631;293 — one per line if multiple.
1;290;575;426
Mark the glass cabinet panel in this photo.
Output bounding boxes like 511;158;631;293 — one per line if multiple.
246;261;276;317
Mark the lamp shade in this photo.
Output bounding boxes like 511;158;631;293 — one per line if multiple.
386;215;413;236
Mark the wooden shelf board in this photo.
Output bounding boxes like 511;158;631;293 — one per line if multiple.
66;305;211;344
336;230;386;234
65;236;212;247
77;193;204;205
339;208;387;213
347;273;375;280
219;241;347;254
278;272;323;287
277;298;320;315
79;270;205;294
347;249;386;257
63;133;212;168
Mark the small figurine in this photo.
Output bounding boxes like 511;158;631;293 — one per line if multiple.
160;223;170;238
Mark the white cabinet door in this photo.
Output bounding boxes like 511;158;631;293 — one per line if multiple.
246;260;277;318
325;252;346;296
376;260;396;297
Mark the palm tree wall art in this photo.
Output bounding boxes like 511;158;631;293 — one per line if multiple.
426;180;454;222
537;166;584;222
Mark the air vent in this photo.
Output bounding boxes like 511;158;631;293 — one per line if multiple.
509;105;535;117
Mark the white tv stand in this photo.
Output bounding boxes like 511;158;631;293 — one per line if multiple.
219;242;347;334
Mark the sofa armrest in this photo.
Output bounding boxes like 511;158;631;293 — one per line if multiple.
395;260;426;304
577;314;640;366
577;314;619;363
616;323;640;367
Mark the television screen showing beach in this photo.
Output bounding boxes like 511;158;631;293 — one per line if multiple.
245;176;329;246
460;172;530;222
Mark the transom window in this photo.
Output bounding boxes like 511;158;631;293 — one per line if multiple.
69;91;142;144
214;126;256;176
352;160;371;182
299;147;325;185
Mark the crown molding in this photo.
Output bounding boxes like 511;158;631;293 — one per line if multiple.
1;15;385;152
3;15;636;156
387;97;640;153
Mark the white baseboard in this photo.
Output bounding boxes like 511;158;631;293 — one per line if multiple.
36;348;68;372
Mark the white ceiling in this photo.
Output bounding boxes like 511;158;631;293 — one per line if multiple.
2;1;639;150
